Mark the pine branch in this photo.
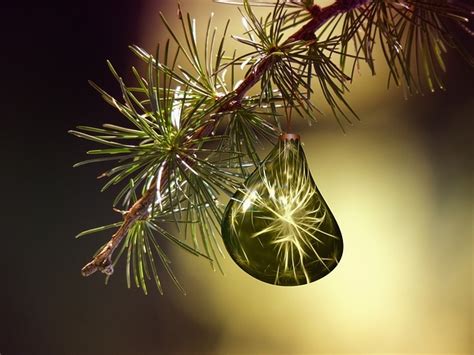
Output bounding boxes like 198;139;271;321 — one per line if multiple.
223;0;369;109
79;0;370;279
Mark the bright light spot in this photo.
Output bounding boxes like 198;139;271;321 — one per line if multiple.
155;163;165;210
242;190;258;212
171;86;183;129
241;17;250;31
233;80;244;91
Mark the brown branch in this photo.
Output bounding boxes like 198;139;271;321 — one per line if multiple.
81;0;369;277
81;180;158;276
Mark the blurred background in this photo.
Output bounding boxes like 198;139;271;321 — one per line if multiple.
0;0;472;354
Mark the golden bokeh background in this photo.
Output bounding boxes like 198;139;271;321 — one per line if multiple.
1;1;471;354
139;1;473;353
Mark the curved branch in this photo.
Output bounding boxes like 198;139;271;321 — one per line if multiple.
81;0;369;277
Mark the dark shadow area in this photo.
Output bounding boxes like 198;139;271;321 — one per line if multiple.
0;1;222;354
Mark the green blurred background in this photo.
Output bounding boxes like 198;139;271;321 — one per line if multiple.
1;0;472;354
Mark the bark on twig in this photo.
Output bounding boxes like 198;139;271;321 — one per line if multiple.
81;181;157;276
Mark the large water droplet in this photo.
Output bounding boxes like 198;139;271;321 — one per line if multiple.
221;134;343;286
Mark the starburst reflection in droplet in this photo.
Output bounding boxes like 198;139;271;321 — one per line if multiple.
226;139;342;285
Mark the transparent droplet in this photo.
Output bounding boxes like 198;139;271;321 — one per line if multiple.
221;134;343;286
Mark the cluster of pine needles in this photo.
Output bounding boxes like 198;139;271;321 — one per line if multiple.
70;0;473;294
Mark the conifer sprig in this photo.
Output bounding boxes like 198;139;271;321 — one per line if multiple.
71;0;472;294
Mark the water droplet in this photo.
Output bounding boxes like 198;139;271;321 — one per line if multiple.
221;135;343;286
